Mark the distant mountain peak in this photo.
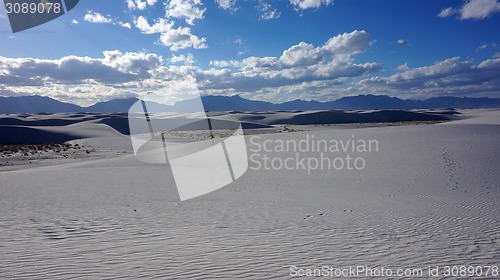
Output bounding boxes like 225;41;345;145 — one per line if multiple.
1;94;499;113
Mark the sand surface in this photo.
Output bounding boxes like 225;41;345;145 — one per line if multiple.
0;109;499;279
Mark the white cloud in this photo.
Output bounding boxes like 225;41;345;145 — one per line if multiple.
133;16;207;51
257;1;280;20
0;51;162;87
201;30;378;91
476;42;488;51
248;79;346;103
226;54;500;100
170;53;195;64
438;7;457;18
119;22;132;29
126;0;158;10
0;51;168;105
3;48;499;104
102;50;163;76
322;30;371;55
240;56;279;72
439;0;500;20
255;30;372;74
0;31;376;102
159;26;208;51
460;0;500;19
209;60;241;68
84;12;112;24
290;0;333;10
165;0;206;25
134;16;174;34
397;63;410;71
215;0;237;11
71;19;79;25
361;56;500;97
84;11;132;29
376;57;472;83
396;39;408;46
280;42;321;67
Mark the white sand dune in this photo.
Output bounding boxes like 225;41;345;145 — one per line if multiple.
0;109;499;279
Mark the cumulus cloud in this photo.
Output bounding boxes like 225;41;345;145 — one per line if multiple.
396;63;410;71
133;16;207;51
322;30;371;55
290;0;333;10
0;32;374;101
260;30;371;71
71;19;79;25
280;42;321;67
170;53;195;64
202;30;378;91
439;0;500;20
84;12;112;24
3;45;499;104
361;56;500;97
248;79;347;103
215;0;237;11
127;0;158;10
102;50;162;76
0;51;168;105
84;11;132;29
165;0;205;25
0;51;162;87
209;60;240;68
134;16;173;34
119;22;132;29
159;26;208;51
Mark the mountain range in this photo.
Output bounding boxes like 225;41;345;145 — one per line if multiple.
1;94;500;114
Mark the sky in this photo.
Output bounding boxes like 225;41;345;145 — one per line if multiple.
0;0;499;106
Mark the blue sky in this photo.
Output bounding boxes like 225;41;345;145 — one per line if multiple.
0;0;499;105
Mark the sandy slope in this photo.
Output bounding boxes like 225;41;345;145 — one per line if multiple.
0;110;499;279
